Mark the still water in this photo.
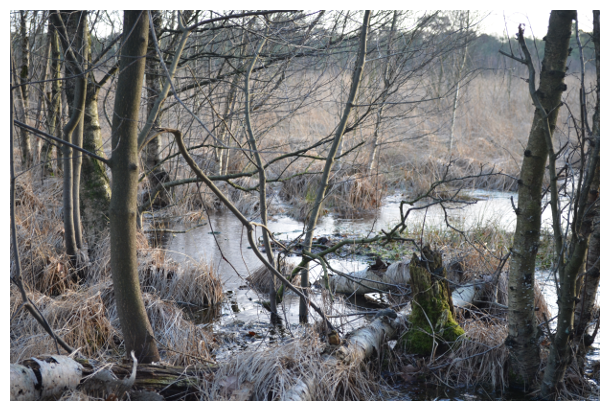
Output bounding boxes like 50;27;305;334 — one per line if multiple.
156;189;598;399
164;189;561;326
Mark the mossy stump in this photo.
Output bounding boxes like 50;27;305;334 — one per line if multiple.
401;245;464;355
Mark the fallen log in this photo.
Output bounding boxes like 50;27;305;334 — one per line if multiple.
283;310;402;400
11;354;216;401
326;258;410;295
77;358;215;400
11;356;83;400
452;284;479;308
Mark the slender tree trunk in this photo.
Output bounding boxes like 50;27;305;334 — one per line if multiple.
243;32;278;320
17;10;32;168
448;11;470;156
218;79;239;175
51;10;89;261
80;82;112;251
109;10;160;363
299;11;371;322
42;19;62;177
505;10;575;390
574;10;601;342
143;10;170;208
31;11;50;178
11;53;31;170
540;11;600;398
367;11;398;173
70;13;88;251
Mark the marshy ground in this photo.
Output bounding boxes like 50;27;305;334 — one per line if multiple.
10;72;599;400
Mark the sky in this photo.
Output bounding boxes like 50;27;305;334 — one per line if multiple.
475;10;594;38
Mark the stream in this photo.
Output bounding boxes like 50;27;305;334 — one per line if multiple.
149;189;599;400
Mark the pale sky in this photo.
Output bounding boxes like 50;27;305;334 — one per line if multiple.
475;10;594;38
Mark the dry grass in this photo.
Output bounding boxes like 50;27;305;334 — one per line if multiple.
326;172;386;217
245;260;296;294
10;283;119;363
203;329;385;400
404;156;520;199
138;249;223;307
279;169;387;220
10;279;216;366
12;178;78;296
10;173;221;367
436;315;509;391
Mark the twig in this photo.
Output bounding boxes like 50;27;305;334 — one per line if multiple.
13;120;108;164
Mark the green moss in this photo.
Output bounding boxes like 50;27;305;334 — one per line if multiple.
401;301;464;355
399;246;465;355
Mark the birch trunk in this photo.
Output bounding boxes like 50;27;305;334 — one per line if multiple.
284;311;400;400
327;259;410;295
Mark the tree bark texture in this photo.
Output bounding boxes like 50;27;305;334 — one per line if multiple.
402;245;464;355
283;311;400;400
505;10;575;390
327;258;410;295
109;10;160;363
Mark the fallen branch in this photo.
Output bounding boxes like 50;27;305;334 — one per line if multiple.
327;258;411;295
283;310;402;400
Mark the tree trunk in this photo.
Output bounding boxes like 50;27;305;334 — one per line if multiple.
367;11;398;173
42;17;61;177
80;81;111;251
17;10;32;168
448;11;470;156
505;10;575;390
401;245;464;355
218;78;239;176
108;10;160;363
327;258;410;295
299;10;371;322
11;355;216;401
540;10;600;398
283;311;400;400
143;10;171;208
68;13;88;251
243;32;278;320
574;10;601;343
51;10;90;261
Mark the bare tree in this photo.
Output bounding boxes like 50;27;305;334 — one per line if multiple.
297;10;371;322
500;11;576;390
